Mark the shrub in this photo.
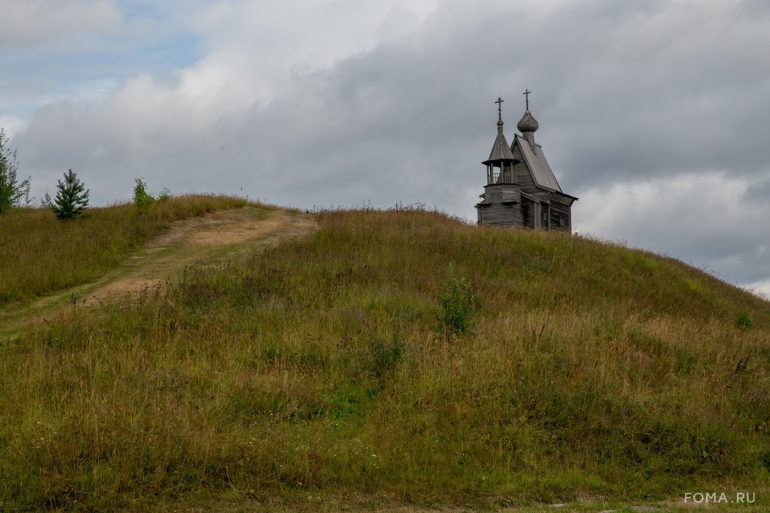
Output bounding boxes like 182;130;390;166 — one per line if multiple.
133;178;155;211
48;169;89;220
0;128;30;213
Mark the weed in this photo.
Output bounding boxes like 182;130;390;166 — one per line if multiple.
439;270;478;334
367;336;404;379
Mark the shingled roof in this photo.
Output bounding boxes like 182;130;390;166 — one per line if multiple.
483;130;516;164
513;134;562;192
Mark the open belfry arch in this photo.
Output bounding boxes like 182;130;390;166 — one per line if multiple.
475;91;577;231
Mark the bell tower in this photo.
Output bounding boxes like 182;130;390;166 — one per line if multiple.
483;97;518;185
475;98;524;226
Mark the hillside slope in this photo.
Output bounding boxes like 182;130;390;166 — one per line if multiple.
0;195;251;304
0;205;316;338
1;209;769;511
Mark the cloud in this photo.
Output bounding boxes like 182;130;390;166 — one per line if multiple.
0;0;122;46
741;279;770;301
6;0;770;291
575;173;770;283
0;116;27;140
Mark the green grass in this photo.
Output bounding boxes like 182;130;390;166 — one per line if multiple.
0;195;250;304
1;208;769;511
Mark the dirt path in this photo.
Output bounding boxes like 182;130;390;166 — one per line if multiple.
0;207;317;338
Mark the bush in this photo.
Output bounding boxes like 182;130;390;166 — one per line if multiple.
133;178;155;211
735;312;753;331
0;128;30;213
49;169;89;220
439;270;478;334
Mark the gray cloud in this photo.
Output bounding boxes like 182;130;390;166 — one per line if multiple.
8;0;770;290
576;173;770;283
0;0;121;47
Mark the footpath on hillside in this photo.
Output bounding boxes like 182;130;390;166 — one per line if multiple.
0;207;317;338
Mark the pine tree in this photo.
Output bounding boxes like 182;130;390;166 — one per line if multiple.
0;128;31;214
50;169;89;220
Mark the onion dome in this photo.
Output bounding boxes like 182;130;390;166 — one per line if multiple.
517;110;539;133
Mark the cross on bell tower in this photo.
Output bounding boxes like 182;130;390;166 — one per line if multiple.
482;97;516;185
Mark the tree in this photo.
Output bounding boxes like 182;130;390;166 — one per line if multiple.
0;128;31;213
49;169;89;220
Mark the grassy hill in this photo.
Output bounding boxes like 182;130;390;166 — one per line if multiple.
1;205;769;511
0;195;248;304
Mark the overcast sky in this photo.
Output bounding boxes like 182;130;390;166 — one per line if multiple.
2;0;769;297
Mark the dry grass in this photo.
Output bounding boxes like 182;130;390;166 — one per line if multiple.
1;208;769;511
0;194;250;304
